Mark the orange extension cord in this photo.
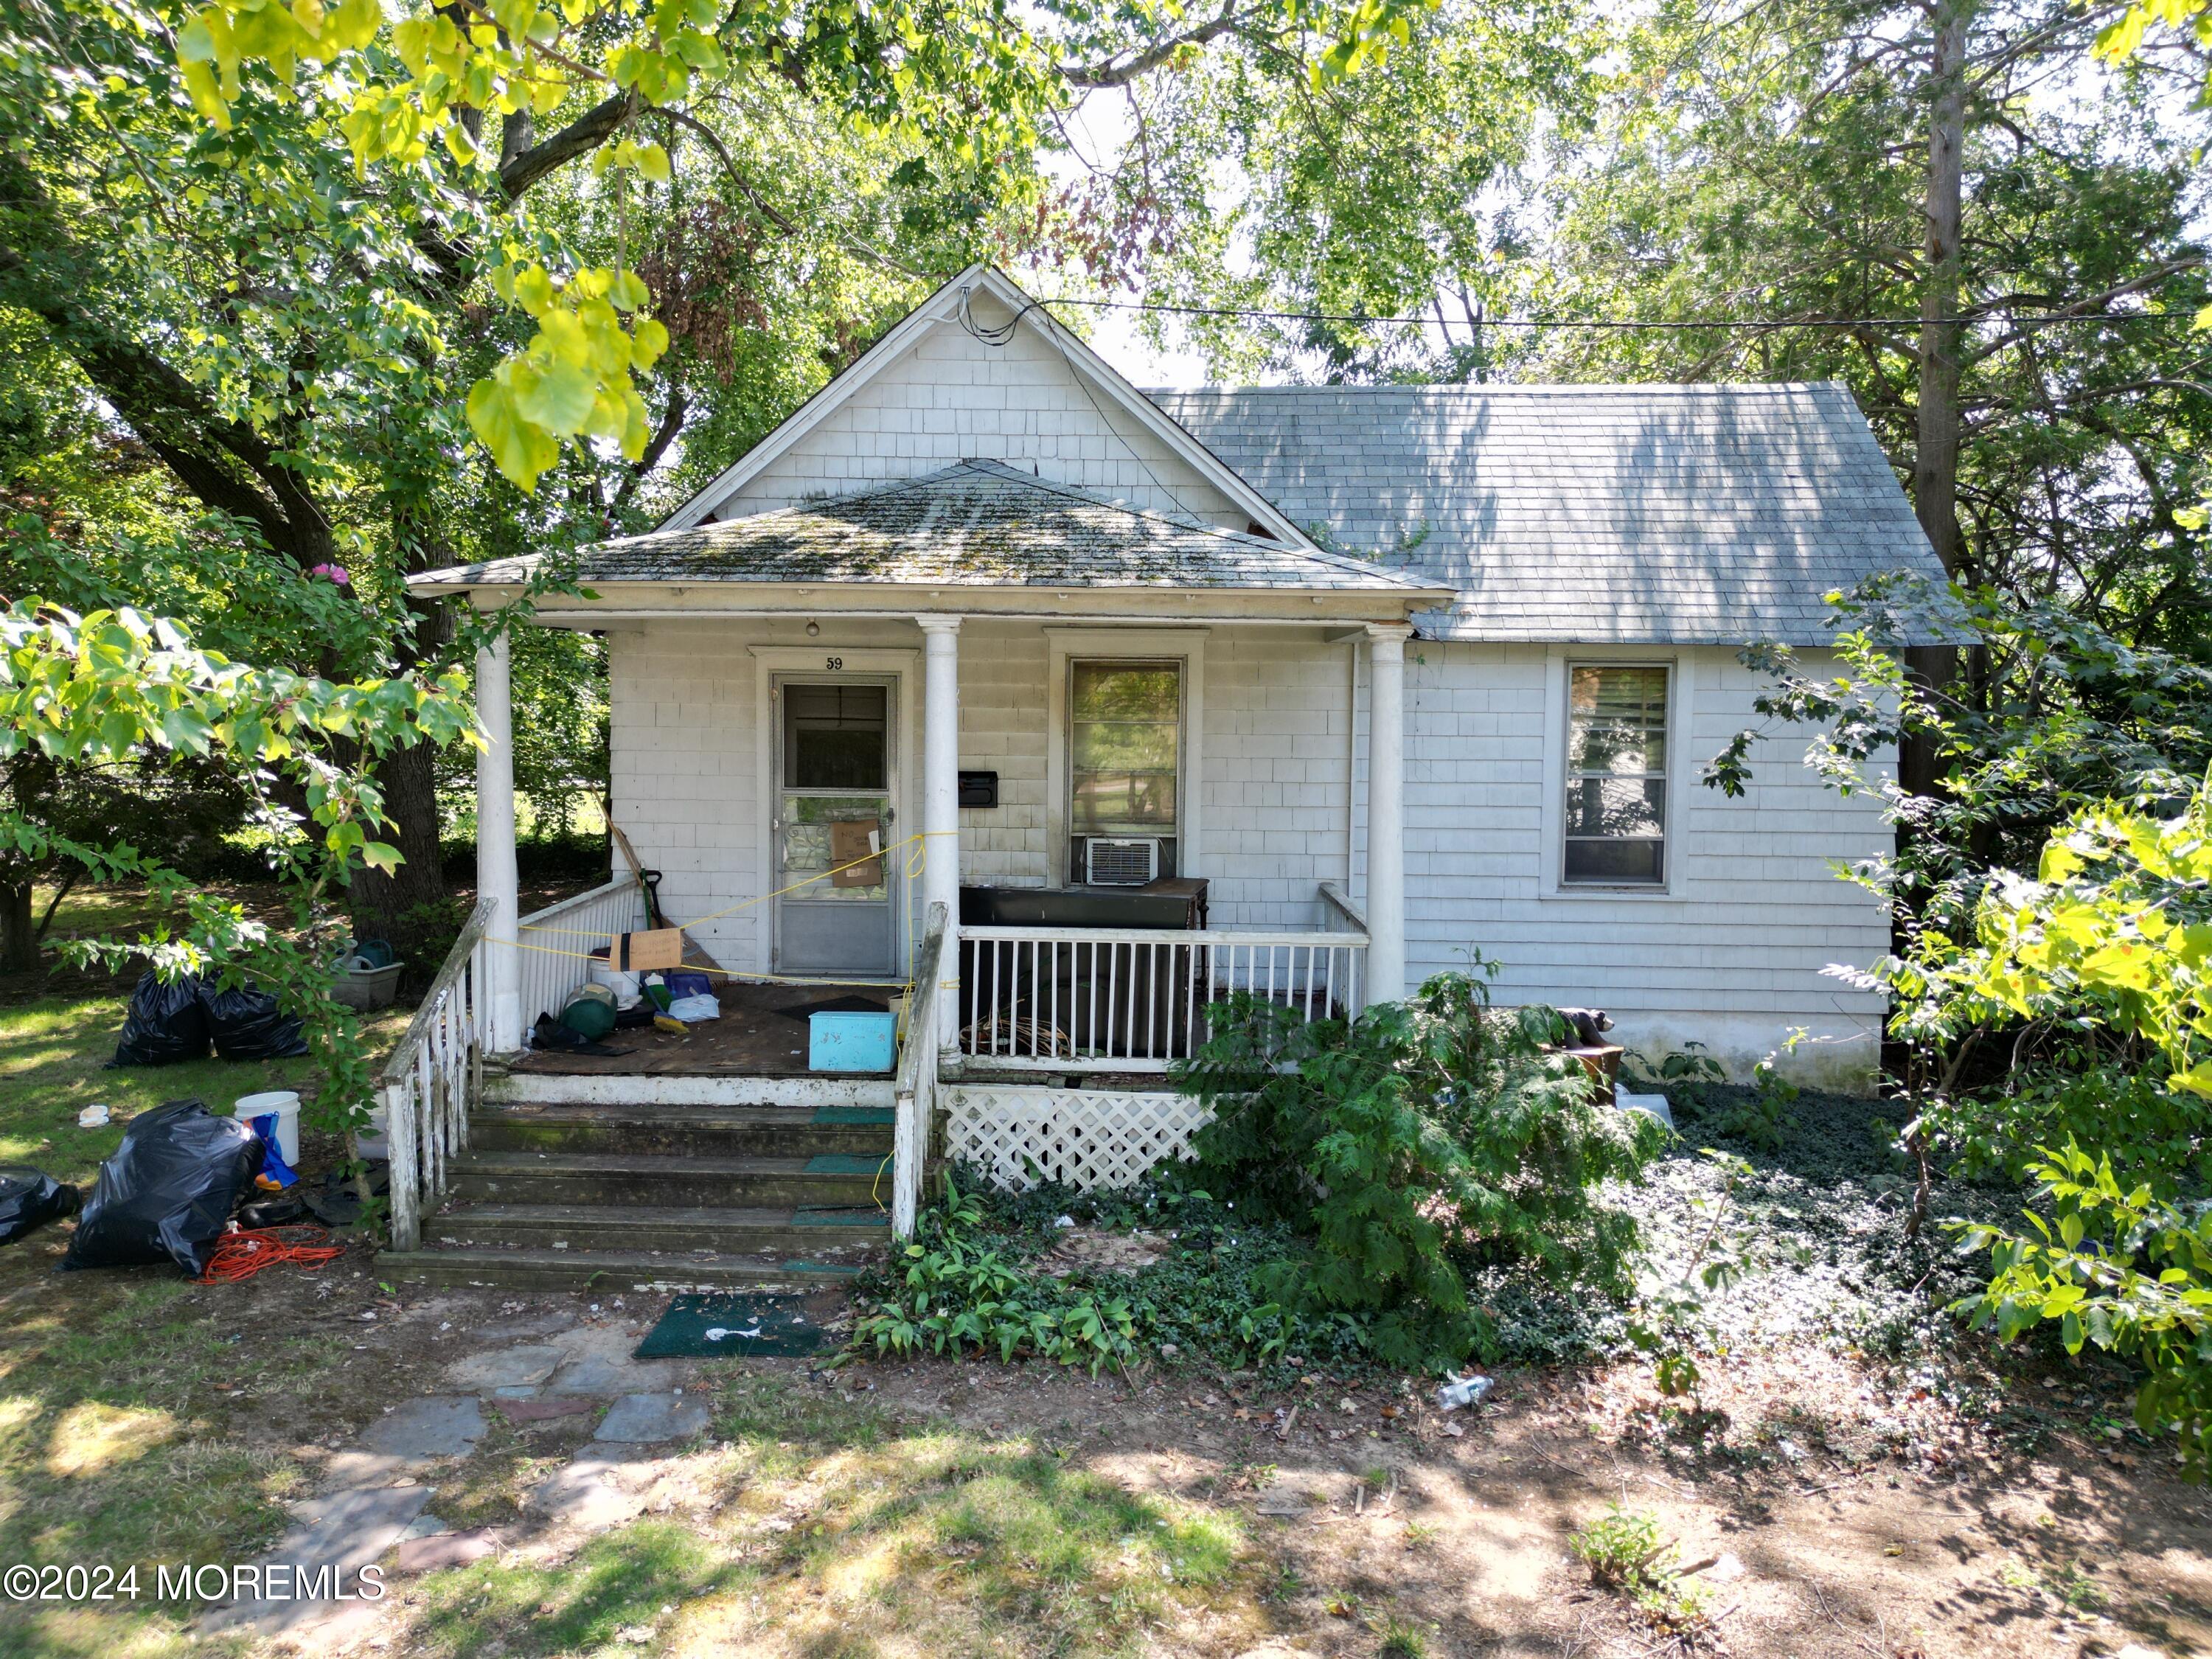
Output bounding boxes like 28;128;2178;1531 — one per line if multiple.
200;1225;344;1282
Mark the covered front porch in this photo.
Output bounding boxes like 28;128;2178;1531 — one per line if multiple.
462;460;1447;1056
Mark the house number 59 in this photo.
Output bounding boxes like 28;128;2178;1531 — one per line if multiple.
824;656;843;670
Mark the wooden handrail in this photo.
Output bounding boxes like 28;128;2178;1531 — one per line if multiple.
1318;880;1368;935
380;897;495;1088
896;901;949;1097
891;901;949;1239
517;874;635;928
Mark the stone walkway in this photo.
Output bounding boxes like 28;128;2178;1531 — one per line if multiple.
202;1305;714;1644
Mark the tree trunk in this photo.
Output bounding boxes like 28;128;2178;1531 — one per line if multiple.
1;880;35;974
346;740;453;960
1902;0;1971;802
345;512;463;961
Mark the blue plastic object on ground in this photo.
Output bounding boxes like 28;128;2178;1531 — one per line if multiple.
248;1112;299;1189
808;1010;895;1072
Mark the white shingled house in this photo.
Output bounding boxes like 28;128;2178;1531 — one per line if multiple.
380;265;1938;1286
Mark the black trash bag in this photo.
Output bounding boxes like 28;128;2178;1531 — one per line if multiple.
0;1168;81;1246
237;1193;307;1230
112;973;212;1067
198;982;310;1061
63;1099;261;1276
302;1161;389;1228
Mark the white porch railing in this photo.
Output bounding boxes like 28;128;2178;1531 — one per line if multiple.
958;922;1368;1073
515;876;646;1027
891;900;949;1238
380;897;494;1252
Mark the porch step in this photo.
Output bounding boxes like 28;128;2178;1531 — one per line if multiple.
447;1150;893;1209
472;1102;894;1159
423;1200;890;1256
487;1070;897;1110
403;1064;903;1293
375;1246;868;1294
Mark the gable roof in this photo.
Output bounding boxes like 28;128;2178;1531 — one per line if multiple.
1150;382;1947;646
410;460;1447;599
657;265;1315;548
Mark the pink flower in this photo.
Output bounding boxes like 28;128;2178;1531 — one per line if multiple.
308;563;351;587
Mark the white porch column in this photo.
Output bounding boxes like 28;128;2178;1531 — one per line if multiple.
917;616;962;1047
475;622;524;1052
1363;623;1411;1007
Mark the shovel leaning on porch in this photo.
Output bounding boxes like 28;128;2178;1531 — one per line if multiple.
610;824;722;974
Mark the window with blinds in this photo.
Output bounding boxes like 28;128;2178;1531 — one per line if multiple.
1563;664;1669;886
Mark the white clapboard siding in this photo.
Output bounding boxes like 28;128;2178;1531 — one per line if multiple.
1392;641;1890;1083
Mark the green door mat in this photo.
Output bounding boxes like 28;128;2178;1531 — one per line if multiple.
633;1292;829;1359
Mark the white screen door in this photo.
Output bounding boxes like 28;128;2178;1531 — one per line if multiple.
773;678;897;976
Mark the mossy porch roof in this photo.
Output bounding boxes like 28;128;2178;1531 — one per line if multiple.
411;460;1441;595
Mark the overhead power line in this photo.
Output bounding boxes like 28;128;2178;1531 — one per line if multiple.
1036;295;2195;332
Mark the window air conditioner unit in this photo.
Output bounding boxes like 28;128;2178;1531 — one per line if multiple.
1084;837;1160;886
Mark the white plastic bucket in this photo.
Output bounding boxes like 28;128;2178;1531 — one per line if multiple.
232;1090;302;1164
588;960;642;1009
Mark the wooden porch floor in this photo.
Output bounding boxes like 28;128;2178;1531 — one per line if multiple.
509;978;897;1077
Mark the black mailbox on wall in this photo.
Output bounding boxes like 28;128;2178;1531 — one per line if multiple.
958;771;999;807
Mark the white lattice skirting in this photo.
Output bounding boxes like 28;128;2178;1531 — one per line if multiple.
943;1085;1214;1192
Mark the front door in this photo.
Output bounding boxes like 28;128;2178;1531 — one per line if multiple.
773;678;897;977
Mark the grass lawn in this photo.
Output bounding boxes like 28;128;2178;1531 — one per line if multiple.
0;991;414;1659
0;995;416;1192
400;1374;1258;1659
0;1274;346;1659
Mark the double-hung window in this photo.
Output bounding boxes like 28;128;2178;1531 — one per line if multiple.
1563;664;1669;886
1068;660;1180;881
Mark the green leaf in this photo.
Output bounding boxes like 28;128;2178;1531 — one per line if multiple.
512;357;599;436
465;375;558;492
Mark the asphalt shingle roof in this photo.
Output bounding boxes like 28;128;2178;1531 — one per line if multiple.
414;459;1436;596
1149;383;1947;644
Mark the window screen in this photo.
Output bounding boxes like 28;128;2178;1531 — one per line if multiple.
1563;664;1668;886
1070;661;1179;833
784;684;887;791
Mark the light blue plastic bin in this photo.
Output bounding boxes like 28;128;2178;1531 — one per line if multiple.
809;1011;896;1073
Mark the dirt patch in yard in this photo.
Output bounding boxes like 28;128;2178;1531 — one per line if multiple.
825;1343;2212;1659
1042;1227;1177;1275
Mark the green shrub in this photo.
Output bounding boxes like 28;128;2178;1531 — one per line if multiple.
1930;1052;2210;1190
1708;1056;1801;1150
848;1179;1142;1373
1175;964;1664;1371
1958;1139;2212;1476
1929;785;2212;1470
1623;1043;1728;1105
1570;1504;1670;1588
1625;1150;1753;1411
1569;1506;1709;1628
849;1172;1427;1377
